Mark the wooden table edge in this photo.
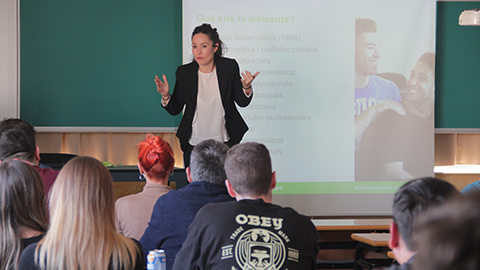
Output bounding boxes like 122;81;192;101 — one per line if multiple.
351;233;390;247
316;225;391;231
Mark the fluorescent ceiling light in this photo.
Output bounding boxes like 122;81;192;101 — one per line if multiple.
459;9;480;26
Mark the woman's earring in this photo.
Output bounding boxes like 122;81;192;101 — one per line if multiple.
139;174;146;181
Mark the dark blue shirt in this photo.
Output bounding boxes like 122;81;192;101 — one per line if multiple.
139;181;233;270
461;180;480;194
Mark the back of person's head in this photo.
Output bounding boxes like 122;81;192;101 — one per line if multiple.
356;18;377;36
224;142;272;197
0;118;37;162
414;191;480;270
192;23;224;58
0;160;47;270
38;156;138;269
392;177;459;251
189;139;229;185
137;134;175;180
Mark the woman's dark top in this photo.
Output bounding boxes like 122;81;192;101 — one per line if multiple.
18;238;144;270
163;57;252;151
22;234;44;250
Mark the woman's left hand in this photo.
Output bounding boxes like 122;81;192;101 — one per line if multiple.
241;71;260;94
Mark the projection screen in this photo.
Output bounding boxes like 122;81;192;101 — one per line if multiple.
182;0;436;216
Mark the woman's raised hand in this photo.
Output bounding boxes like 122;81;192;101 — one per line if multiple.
155;75;170;97
241;71;260;90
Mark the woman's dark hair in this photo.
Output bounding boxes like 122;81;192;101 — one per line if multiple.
192;23;225;58
0;160;47;270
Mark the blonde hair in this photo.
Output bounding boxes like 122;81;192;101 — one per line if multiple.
36;156;139;269
0;160;47;270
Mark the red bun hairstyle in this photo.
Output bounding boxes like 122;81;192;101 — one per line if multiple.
137;134;175;179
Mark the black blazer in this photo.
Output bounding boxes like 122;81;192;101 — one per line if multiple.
164;57;252;151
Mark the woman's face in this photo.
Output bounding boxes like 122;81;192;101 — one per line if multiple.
192;33;218;67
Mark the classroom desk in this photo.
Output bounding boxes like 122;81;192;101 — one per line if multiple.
351;233;393;270
313;218;391;250
351;233;390;246
109;166;186;185
312;219;391;269
387;251;395;259
110;166;187;201
313;218;392;231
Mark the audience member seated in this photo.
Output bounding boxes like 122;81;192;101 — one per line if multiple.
0;160;48;270
172;142;319;270
19;156;144;269
0;118;59;195
413;191;480;270
140;139;233;270
115;134;174;240
386;177;460;270
460;179;480;194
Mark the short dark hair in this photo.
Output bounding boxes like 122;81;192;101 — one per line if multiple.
192;23;225;59
0;118;37;162
190;139;229;185
356;18;377;36
224;142;272;197
414;191;480;270
392;177;459;251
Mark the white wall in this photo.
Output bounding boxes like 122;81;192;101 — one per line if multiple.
0;0;20;119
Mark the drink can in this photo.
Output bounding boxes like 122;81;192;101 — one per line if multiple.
147;249;166;270
157;249;166;270
146;250;157;270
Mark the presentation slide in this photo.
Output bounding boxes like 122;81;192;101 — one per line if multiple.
183;0;436;215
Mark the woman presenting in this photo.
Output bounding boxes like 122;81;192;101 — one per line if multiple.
155;23;259;167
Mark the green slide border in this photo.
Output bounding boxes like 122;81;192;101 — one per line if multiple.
273;181;405;194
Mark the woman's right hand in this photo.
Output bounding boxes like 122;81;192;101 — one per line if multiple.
155;75;170;97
